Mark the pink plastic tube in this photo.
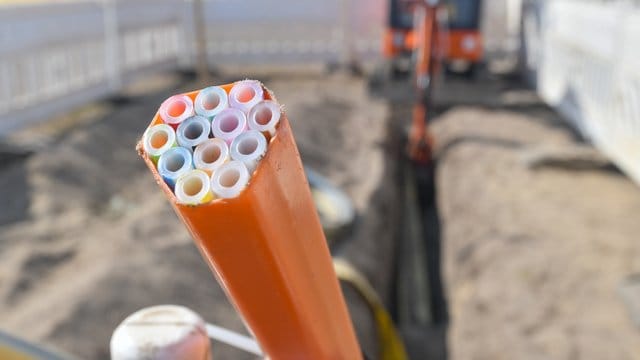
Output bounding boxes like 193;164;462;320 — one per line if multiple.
228;80;264;114
211;108;247;145
160;94;194;128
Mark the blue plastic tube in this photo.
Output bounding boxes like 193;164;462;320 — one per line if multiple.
157;146;193;189
176;115;211;148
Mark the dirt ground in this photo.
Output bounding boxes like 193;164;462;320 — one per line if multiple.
1;67;640;360
432;76;640;359
0;71;395;359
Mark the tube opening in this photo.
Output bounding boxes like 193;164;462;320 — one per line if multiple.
144;124;176;158
210;161;249;198
168;100;187;117
238;137;259;155
229;81;263;114
195;87;228;118
184;122;204;140
237;87;256;103
175;170;210;204
255;107;272;126
150;131;169;149
202;92;221;110
220;169;240;188
248;101;280;135
229;131;267;173
183;176;204;196
194;139;229;173
161;95;194;125
202;144;222;164
166;154;185;172
220;115;239;133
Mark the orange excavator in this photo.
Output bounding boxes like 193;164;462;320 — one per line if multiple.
407;0;443;164
384;0;483;76
382;0;483;163
442;0;483;76
379;3;477;352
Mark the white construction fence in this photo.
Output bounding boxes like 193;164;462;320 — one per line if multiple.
0;0;187;133
0;0;385;134
521;0;640;184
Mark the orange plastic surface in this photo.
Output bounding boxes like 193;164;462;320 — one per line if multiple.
137;84;362;359
384;25;482;64
408;102;435;164
415;7;436;82
383;29;417;57
446;30;483;62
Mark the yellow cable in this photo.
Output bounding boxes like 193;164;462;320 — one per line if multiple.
0;345;34;360
333;258;408;360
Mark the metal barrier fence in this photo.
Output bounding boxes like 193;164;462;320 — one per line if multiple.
521;0;640;184
202;0;383;64
481;0;522;58
0;0;385;135
0;0;186;134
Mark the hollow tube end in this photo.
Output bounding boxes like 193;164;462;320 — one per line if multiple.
195;86;229;118
210;160;250;199
247;100;281;138
228;80;264;114
143;124;177;164
160;94;194;126
211;108;247;145
230;130;267;174
158;146;194;189
176;115;211;148
193;138;230;174
175;169;214;205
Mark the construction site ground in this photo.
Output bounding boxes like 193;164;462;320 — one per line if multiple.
0;67;639;359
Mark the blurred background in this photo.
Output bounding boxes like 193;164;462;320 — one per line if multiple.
1;0;639;359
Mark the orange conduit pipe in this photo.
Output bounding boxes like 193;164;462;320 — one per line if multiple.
137;82;362;359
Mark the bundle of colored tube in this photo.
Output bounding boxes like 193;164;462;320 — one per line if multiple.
137;81;362;359
142;80;281;204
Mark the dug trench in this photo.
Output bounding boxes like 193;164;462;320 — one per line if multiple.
388;101;448;360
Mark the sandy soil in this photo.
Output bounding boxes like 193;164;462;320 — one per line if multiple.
0;71;395;359
432;76;640;359
3;67;639;360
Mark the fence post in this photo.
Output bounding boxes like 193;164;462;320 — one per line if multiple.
103;0;122;92
193;0;210;82
340;0;355;68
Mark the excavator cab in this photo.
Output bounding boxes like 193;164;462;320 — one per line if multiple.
383;0;482;76
384;0;415;59
443;0;483;76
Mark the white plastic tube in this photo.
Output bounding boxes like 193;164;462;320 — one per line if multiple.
230;130;267;173
247;100;281;137
195;86;228;118
176;115;211;148
159;94;194;126
175;169;213;205
158;147;193;189
193;138;229;174
211;108;247;145
210;160;250;199
143;124;176;163
228;80;264;114
205;323;263;356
